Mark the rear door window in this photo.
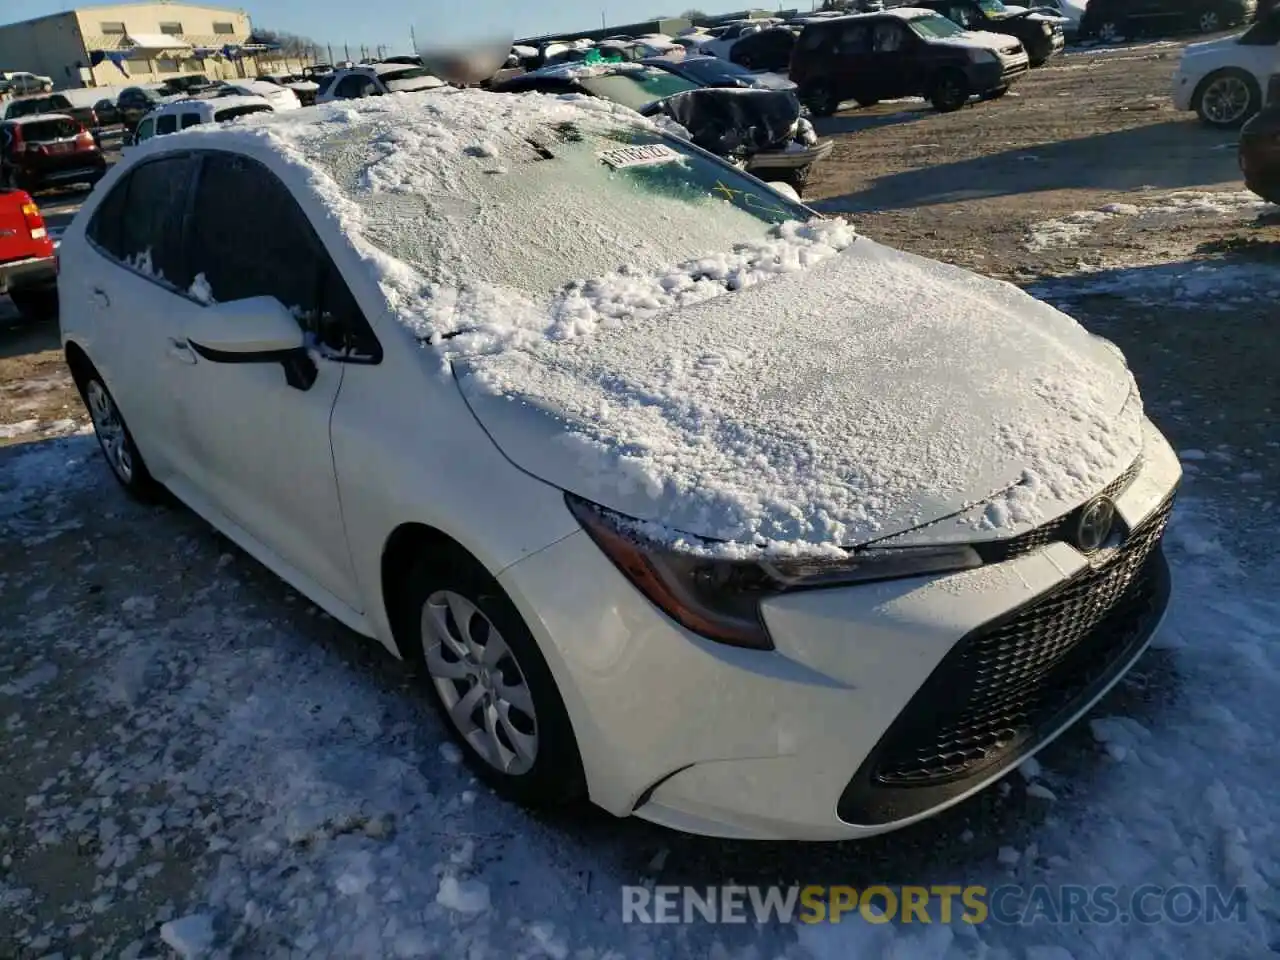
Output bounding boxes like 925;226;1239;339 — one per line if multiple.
89;154;196;288
180;113;203;129
156;114;178;136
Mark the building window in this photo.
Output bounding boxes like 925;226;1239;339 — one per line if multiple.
213;22;235;35
101;21;126;34
159;22;184;35
157;58;179;72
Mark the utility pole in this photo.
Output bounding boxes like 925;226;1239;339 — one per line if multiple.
343;43;351;63
327;43;335;65
601;9;607;28
410;24;418;55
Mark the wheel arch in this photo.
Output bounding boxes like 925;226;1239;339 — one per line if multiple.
64;339;95;402
1192;66;1261;124
380;521;492;662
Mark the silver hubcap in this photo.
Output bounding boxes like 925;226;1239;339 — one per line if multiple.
86;380;133;483
422;590;538;775
1203;76;1249;124
1199;11;1218;30
1099;22;1120;40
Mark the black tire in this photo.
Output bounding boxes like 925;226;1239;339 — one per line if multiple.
8;286;58;323
803;82;841;117
74;363;165;502
1028;40;1054;67
1194;68;1261;129
930;69;970;112
399;546;586;808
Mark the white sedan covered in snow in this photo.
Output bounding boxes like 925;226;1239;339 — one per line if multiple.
58;89;1181;841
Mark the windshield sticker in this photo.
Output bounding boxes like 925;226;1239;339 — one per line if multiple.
598;143;682;170
713;179;793;219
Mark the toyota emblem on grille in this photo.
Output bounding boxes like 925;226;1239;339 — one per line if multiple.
1075;497;1116;553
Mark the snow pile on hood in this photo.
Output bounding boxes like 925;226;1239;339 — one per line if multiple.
420;217;857;354
456;240;1143;547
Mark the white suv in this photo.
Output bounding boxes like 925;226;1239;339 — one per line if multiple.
315;63;444;103
127;96;275;149
1172;9;1280;127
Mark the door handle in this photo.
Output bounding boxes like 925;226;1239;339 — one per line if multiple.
91;287;110;308
167;337;197;364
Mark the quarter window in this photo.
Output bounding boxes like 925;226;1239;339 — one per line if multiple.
135;117;156;141
186;153;379;357
180;113;203;129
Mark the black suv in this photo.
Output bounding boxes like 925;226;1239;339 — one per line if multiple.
790;10;1030;114
1079;0;1256;40
910;0;1066;65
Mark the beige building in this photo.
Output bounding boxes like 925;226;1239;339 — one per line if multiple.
0;3;307;91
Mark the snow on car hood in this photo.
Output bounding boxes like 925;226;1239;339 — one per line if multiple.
1180;34;1245;61
934;30;1026;53
452;235;1142;549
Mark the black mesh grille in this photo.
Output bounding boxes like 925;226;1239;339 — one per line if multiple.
867;492;1174;789
973;458;1143;565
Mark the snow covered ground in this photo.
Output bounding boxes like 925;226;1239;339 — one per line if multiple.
1;413;1277;958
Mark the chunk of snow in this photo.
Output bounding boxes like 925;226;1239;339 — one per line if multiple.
438;742;462;765
435;876;490;914
997;846;1021;866
159;913;217;958
1026;783;1058;802
1179;449;1207;460
1019;757;1042;780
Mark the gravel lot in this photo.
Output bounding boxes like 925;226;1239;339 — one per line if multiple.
1;43;1278;958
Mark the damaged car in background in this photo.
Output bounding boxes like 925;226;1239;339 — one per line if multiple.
491;62;832;189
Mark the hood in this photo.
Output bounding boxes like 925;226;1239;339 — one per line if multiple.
1180;34;1245;60
451;238;1143;549
936;30;1025;53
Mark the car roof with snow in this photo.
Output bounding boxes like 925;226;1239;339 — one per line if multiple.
804;6;937;22
5;112;77;125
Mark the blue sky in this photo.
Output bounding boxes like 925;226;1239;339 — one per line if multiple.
8;1;792;53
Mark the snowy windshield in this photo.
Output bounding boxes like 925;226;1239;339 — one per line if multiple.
908;13;968;38
310;114;809;297
577;72;700;111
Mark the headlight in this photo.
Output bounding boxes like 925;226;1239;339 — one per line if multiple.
566;493;982;651
969;48;1000;65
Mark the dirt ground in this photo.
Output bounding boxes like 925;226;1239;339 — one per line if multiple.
1;39;1279;958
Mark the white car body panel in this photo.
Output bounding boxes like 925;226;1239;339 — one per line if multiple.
57;100;1183;840
499;420;1179;835
1171;32;1280;112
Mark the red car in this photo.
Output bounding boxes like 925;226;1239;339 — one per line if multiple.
0;186;57;320
0;114;108;194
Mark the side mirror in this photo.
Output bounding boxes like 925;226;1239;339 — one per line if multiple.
185;295;317;390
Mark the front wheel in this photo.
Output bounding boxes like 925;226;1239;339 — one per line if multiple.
1096;19;1125;42
930;70;970;112
1197;9;1221;31
1194;69;1261;128
401;547;586;808
802;82;841;117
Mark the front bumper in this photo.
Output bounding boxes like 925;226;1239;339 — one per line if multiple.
0;254;57;294
499;418;1182;840
745;138;834;173
1172;71;1194;112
